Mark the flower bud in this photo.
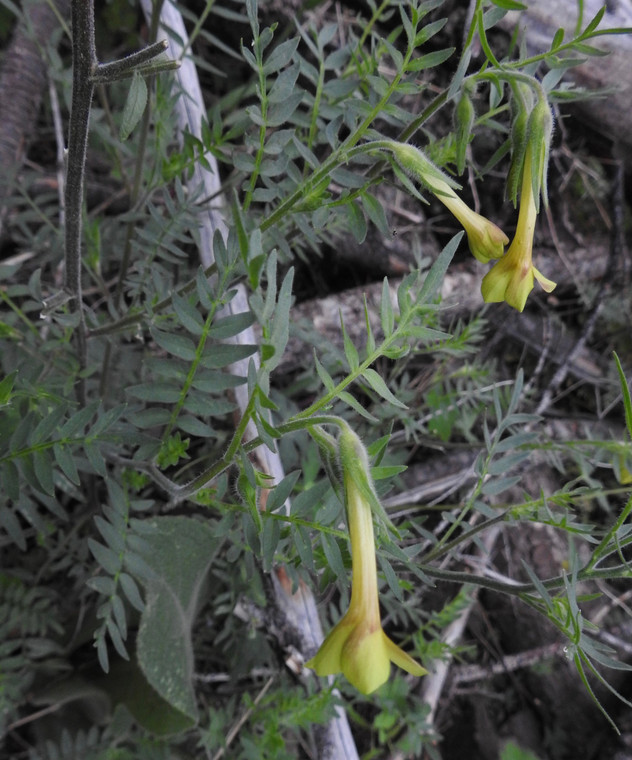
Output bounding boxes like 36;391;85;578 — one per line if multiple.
526;98;554;210
454;92;475;175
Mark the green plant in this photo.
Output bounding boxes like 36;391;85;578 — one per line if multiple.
1;0;632;757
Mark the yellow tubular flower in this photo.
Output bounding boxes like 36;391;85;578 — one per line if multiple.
481;144;556;312
386;141;508;263
431;177;509;263
307;429;426;694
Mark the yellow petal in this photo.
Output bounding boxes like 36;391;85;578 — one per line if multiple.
481;264;511;303
306;615;354;676
384;634;427;677
342;628;391;694
533;267;557;293
504;265;534;313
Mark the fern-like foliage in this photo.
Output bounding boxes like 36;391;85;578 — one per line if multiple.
86;480;154;672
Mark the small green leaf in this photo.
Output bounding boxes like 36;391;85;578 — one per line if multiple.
1;460;20;502
414;18;448;47
362;368;408;409
550;27;565;51
94;515;125;554
406;48;455;72
338;390;379;422
345;201;367;244
489;0;526;9
208;311;255;339
263;37;299;74
33;449;54;495
261;517;280;572
59;402;98;438
614;352;632;439
571;42;609;57
0;505;26;550
582;5;606;36
267;93;303;127
481;475;520;496
341;314;359;371
380;277;395;336
199;343;258;369
314;354;336;392
191;370;246;393
266;470;300;513
361;192;390;236
172;292;205;336
321;533;346;578
150;328;197;361
417;233;461;304
119;70;148;140
0;370;17;407
372;464;407;480
119;572;145;612
126;382;181;403
86;576;116;596
32;405;67;444
53;442;80;486
268;61;300;103
88;538;121;576
266;268;294;372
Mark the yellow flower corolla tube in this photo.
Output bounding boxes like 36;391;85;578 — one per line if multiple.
386;141;508;263
481;143;556;312
435;178;509;264
307;427;426;694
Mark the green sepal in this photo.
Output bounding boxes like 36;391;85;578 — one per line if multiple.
338;424;397;535
526;97;554;210
454;93;475;175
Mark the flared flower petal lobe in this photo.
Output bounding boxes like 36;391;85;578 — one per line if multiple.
308;616;427;695
533;267;556;293
306;616;355;676
384;634;428;677
342;627;392;695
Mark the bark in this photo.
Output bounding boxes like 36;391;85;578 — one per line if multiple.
0;0;71;235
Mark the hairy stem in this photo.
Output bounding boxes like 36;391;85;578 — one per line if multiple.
64;0;97;402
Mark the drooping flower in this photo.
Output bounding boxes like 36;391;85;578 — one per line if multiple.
481;142;556;312
385;141;508;263
307;427;426;694
434;177;509;264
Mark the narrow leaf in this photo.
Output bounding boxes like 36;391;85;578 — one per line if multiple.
120;70;148;140
362;368;408;409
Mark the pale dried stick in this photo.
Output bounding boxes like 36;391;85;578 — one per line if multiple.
420;525;502;727
138;3;359;758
